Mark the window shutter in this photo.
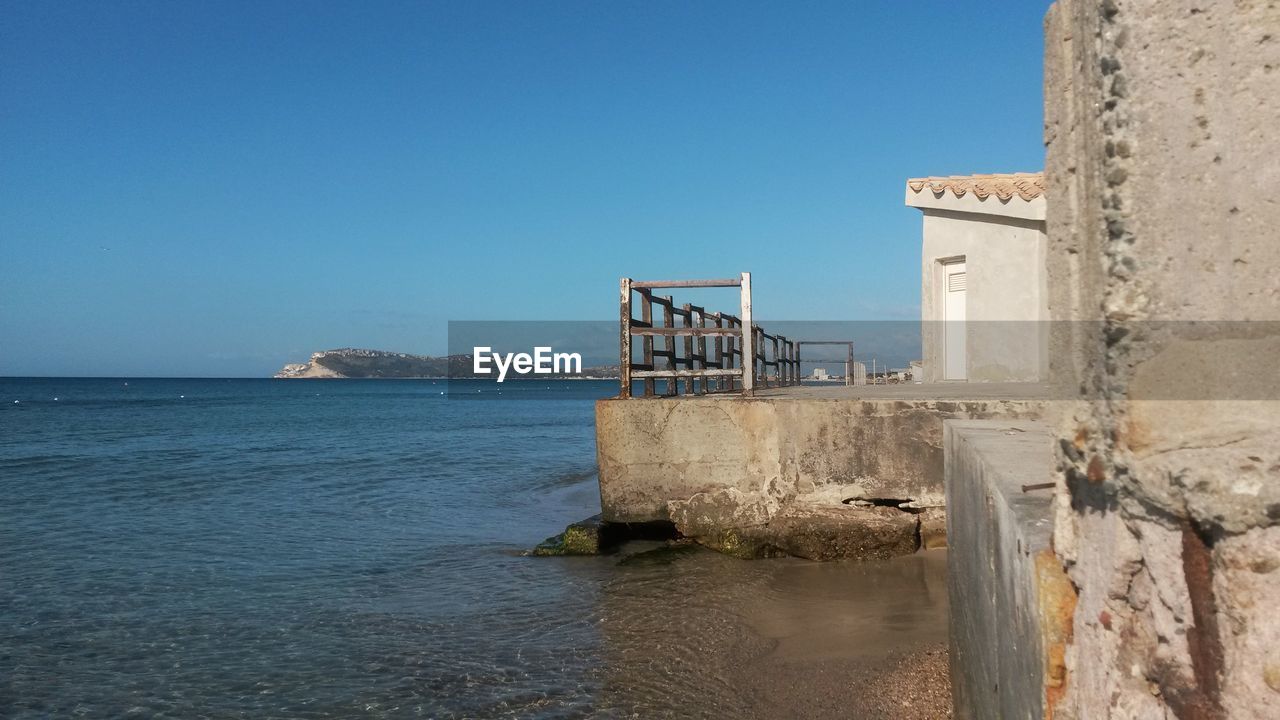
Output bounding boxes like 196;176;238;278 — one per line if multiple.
947;272;966;292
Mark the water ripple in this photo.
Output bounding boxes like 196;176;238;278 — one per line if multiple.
0;378;947;719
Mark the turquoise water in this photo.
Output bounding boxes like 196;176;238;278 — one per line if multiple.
0;377;948;719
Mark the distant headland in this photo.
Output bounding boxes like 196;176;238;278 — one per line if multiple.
274;349;458;379
275;348;619;379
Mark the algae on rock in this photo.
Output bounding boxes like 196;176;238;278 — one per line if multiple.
530;516;603;556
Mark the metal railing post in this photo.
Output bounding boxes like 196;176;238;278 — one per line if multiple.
739;271;754;396
787;339;795;385
619;277;632;398
712;313;724;392
640;290;654;397
772;335;779;385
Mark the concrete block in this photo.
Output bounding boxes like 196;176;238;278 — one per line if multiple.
944;420;1068;720
766;504;919;561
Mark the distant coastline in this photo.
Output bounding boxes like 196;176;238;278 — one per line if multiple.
275;348;619;380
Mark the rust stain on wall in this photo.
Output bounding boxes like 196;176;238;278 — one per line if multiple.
1169;519;1225;720
1036;549;1078;718
1086;455;1106;483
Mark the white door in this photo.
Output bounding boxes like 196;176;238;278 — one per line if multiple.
943;261;967;380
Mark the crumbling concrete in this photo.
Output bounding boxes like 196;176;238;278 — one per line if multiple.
664;485;922;560
945;420;1074;720
766;503;920;561
597;394;1046;521
1044;1;1280;717
595;391;1045;559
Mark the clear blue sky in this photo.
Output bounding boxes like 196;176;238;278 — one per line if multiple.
1;1;1051;377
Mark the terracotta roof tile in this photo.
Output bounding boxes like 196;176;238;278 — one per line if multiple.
906;172;1045;201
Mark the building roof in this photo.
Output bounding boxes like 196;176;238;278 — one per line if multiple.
906;172;1045;202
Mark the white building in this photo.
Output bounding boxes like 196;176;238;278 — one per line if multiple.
811;367;830;381
851;361;867;386
905;172;1048;383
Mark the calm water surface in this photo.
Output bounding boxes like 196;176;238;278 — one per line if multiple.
0;378;946;718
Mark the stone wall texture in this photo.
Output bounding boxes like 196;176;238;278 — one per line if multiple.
1045;1;1280;718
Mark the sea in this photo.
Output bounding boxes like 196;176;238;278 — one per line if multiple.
0;377;947;719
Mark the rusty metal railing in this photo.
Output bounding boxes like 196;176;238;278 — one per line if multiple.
618;272;800;397
796;341;858;386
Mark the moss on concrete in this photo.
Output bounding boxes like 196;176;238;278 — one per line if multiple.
529;516;681;557
697;528;785;560
530;516;602;556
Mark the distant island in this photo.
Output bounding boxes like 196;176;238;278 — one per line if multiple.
275;348;619;379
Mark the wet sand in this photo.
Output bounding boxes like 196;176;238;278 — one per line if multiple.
737;549;952;719
594;546;952;718
740;642;951;719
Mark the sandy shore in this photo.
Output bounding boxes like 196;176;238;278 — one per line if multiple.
738;643;951;719
732;549;953;718
590;545;952;717
847;644;952;719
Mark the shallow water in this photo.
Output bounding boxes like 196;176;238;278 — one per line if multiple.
0;378;946;718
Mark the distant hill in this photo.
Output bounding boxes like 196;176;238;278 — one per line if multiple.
275;349;458;378
274;348;618;379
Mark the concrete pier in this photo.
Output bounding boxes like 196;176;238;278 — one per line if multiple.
595;383;1047;559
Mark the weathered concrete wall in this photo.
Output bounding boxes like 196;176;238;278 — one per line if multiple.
945;420;1075;720
1045;1;1280;717
596;396;1046;524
